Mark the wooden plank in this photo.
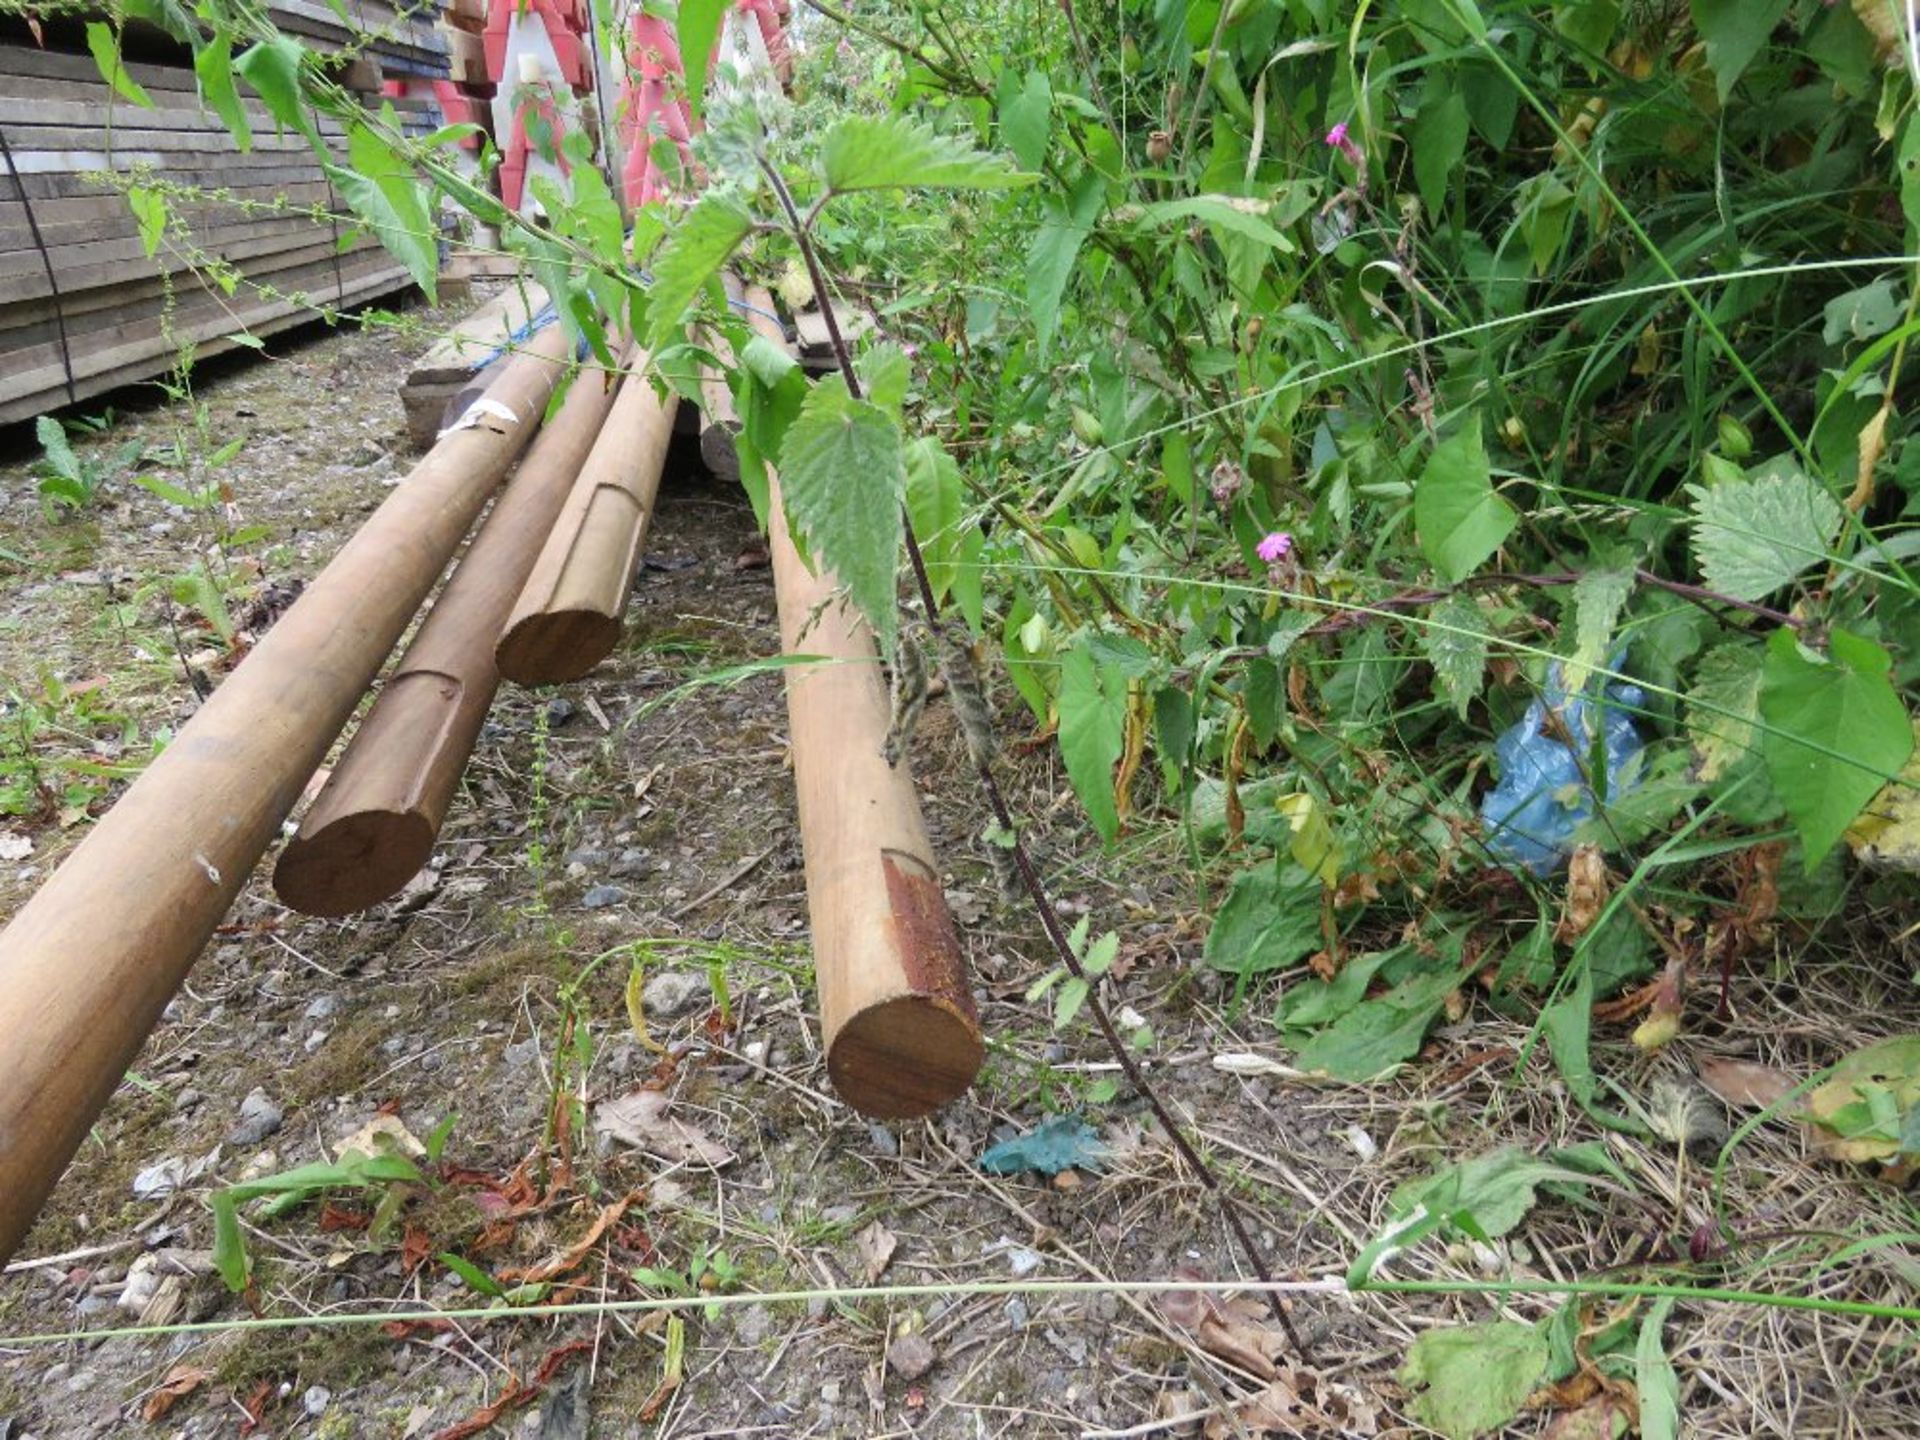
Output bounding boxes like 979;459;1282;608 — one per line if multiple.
408;280;551;385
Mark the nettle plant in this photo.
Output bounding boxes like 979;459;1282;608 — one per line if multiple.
87;0;1919;1076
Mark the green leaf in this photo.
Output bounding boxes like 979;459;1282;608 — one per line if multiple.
86;23;156;109
236;36;322;154
35;416;80;486
1541;959;1596;1107
1058;648;1127;844
821;114;1037;192
1027;169;1105;356
857;343;911;415
1389;1146;1598;1239
677;0;727;124
904;437;964;605
1688;466;1842;602
324;164;437;303
1000;69;1052;173
1759;627;1914;868
1690;0;1790;101
1901;111;1920;242
1400;1321;1550;1440
778;374;905;654
1636;1298;1681;1440
1294;969;1457;1081
1563;566;1634;692
193;31;251;152
1415;424;1515;583
1422;592;1489;718
1203;861;1324;977
1686;641;1765;782
1412;84;1469;217
1129;195;1297;253
439;1252;507;1297
641;193;753;357
1823;278;1904;346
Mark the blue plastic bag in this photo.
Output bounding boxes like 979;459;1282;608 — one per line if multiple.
1481;658;1646;876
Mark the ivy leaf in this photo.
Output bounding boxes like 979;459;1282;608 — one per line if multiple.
1422;592;1489;719
1415;424;1516;583
1686;641;1765;782
1203;861;1324;975
1058;648;1127;844
1563;566;1634;692
1028;170;1105;356
193;31;251;151
640;193;753;357
1688;468;1842;601
1400;1321;1550;1440
236;36;323;155
999;69;1052;173
1759;627;1914;868
677;0;726;123
779;374;905;654
820;115;1037;193
1691;0;1791;101
86;22;156;109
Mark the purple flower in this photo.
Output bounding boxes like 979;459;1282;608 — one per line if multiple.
1325;120;1363;165
1256;531;1293;563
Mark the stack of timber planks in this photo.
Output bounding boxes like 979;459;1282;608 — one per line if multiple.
267;0;452;81
0;41;421;426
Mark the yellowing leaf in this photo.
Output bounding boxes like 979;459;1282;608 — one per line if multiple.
1845;718;1920;871
1277;792;1342;885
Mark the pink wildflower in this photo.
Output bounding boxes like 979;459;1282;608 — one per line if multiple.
1325;120;1363;165
1256;531;1293;563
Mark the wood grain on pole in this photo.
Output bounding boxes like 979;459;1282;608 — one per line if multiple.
735;286;982;1117
494;345;680;685
0;324;572;1264
696;274;744;482
273;360;620;916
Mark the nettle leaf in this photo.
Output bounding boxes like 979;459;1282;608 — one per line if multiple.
779;374;905;654
821;114;1036;192
640;193;753;357
1563;566;1634;692
193;31;251;151
1204;861;1323;975
86;22;156;109
1422;592;1489;719
1759;627;1914;868
1400;1321;1550;1440
677;0;726;123
1689;468;1842;600
1415;423;1516;583
1058;648;1127;844
1691;0;1791;102
1686;641;1765;782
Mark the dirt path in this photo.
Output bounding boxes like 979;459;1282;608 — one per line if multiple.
0;306;1915;1439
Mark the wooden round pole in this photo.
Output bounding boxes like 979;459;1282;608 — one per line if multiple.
272;362;621;916
493;346;680;685
735;286;982;1117
0;324;573;1263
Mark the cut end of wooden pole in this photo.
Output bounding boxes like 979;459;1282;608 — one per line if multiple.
494;610;622;687
829;996;985;1119
273;809;436;917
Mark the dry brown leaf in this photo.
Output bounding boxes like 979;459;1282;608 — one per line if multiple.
140;1364;211;1423
592;1089;734;1167
1698;1058;1798;1112
1556;844;1609;943
1202;1365;1382;1438
855;1219;897;1283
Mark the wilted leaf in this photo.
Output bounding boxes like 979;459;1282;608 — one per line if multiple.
1698;1058;1799;1111
1555;845;1608;943
1545;1399;1631;1439
1686;642;1766;783
141;1363;211;1422
1401;1320;1550;1440
855;1219;897;1282
1845;718;1920;871
593;1090;735;1167
1805;1034;1920;1165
